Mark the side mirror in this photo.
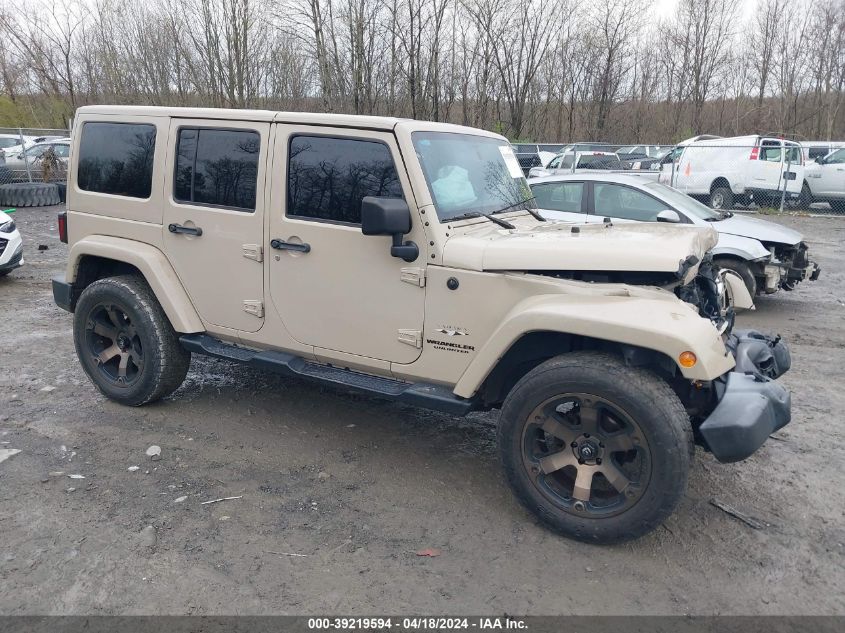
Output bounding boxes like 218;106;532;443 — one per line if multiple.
656;209;682;223
361;196;418;262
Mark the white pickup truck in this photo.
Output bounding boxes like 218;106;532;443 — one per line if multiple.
798;147;845;212
658;135;804;210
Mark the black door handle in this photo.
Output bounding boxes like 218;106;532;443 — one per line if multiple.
270;239;311;253
169;223;203;236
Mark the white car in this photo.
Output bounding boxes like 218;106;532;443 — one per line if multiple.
3;138;71;180
0;209;24;277
529;173;820;296
658;135;805;210
0;134;34;159
0;135;65;160
798;147;845;212
528;151;625;178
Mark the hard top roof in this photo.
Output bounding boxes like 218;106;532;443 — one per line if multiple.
75;105;502;139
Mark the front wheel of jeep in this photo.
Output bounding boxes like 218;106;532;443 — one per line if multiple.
73;275;191;406
498;352;693;544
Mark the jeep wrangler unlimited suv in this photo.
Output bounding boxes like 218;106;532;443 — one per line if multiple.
53;106;791;543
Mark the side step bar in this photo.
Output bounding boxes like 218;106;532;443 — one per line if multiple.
180;334;478;416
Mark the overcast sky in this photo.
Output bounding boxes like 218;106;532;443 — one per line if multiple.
652;0;759;19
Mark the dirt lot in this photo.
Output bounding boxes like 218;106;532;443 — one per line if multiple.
1;205;843;616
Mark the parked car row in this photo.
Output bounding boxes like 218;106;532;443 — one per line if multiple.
0;134;66;160
0;137;71;182
518;135;845;212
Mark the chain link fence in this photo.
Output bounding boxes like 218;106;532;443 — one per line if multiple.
0;127;71;185
517;138;845;215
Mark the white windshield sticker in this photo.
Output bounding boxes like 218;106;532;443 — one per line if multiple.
499;145;524;179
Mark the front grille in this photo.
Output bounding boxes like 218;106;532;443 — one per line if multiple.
0;237;7;256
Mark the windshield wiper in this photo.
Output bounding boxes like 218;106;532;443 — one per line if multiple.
491;196;545;221
444;211;516;229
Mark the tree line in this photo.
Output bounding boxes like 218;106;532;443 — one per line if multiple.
0;0;843;143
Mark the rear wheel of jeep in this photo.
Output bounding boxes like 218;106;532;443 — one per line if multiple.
73;275;191;406
714;258;757;297
498;352;693;544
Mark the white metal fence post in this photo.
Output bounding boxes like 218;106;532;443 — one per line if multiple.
18;128;33;183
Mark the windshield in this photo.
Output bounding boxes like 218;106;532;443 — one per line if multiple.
824;148;845;164
413;132;536;221
644;181;720;220
25;144;48;157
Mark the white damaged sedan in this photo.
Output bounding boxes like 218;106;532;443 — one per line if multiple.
0;209;24;277
529;173;820;297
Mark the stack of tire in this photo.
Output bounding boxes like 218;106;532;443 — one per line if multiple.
0;182;61;207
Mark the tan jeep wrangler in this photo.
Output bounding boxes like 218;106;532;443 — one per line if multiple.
53;106;792;543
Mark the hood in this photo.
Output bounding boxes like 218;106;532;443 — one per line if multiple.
713;214;802;246
0;209;12;224
442;217;718;275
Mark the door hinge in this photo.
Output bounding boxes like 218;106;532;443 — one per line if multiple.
243;300;264;318
400;267;426;287
398;329;423;348
242;244;263;262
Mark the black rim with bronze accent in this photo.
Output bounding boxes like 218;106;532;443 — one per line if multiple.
84;303;144;387
521;393;652;518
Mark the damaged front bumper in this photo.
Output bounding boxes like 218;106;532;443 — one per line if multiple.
698;330;792;463
769;241;821;291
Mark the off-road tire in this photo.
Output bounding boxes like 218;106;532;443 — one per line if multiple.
73;275;191;406
714;258;757;297
0;182;61;207
0;166;12;185
709;186;734;210
830;200;845;214
498;352;693;544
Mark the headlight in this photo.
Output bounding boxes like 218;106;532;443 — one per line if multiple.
0;220;15;233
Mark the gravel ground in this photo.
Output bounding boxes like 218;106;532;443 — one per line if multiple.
0;206;843;615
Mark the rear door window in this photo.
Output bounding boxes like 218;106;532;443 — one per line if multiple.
77;122;156;198
594;183;667;221
288;135;403;224
578;154;621;170
174;128;260;212
784;146;801;164
760;141;783;162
